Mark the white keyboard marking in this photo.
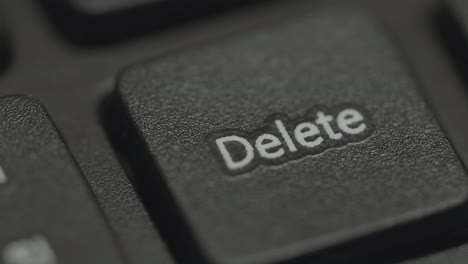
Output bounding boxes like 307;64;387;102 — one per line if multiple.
2;235;57;264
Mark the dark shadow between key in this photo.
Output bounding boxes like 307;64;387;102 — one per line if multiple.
36;0;275;48
100;90;208;264
435;2;468;90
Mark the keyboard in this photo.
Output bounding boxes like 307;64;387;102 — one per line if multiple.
3;0;468;263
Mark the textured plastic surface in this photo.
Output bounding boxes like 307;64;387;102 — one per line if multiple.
397;1;468;263
0;96;125;264
112;7;468;264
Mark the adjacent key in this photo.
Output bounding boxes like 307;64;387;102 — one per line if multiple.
40;0;261;45
0;96;126;264
107;7;468;263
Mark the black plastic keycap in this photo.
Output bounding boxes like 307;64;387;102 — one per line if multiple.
40;0;261;45
0;96;126;264
108;7;468;263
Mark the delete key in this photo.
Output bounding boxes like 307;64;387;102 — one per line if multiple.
107;7;468;264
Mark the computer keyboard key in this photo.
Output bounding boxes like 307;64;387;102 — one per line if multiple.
40;0;262;45
0;96;126;264
108;7;468;264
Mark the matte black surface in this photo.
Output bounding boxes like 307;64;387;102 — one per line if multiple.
0;96;125;264
109;7;468;263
